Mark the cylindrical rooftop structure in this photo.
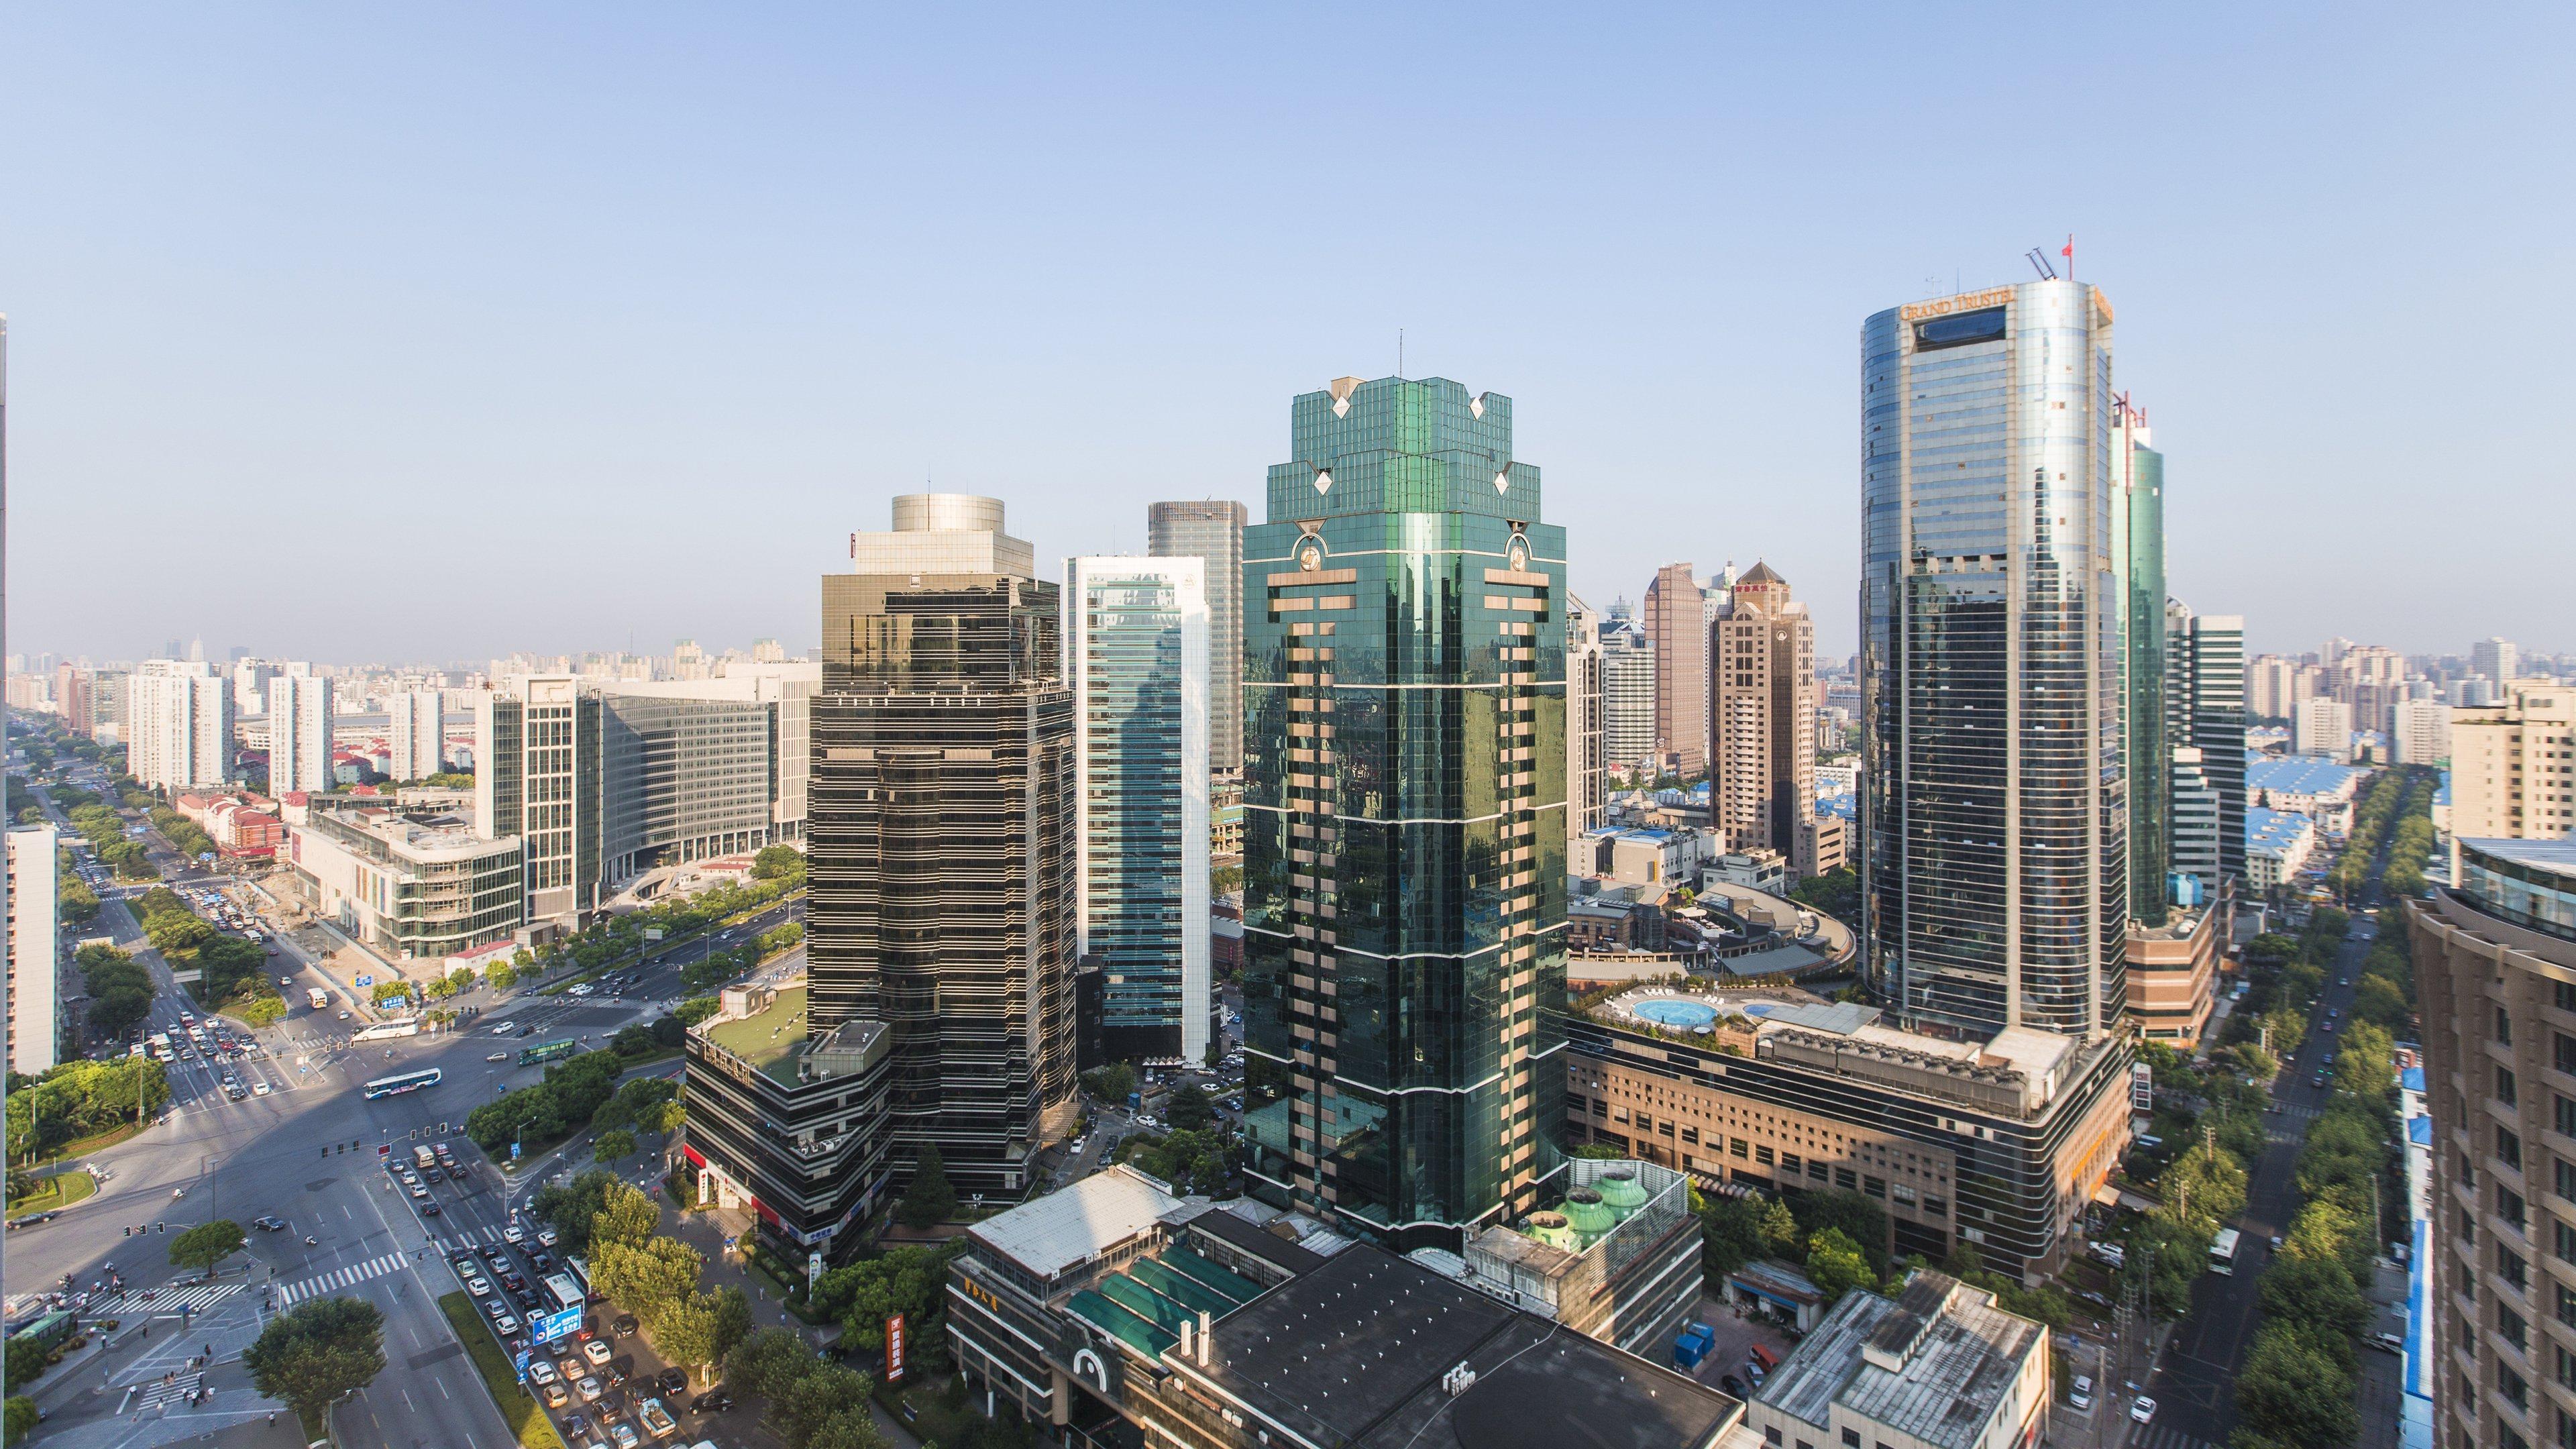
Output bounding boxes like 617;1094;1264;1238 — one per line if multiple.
892;492;1006;533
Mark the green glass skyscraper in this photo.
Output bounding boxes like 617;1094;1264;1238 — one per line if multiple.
2114;404;2167;926
1238;375;1570;1252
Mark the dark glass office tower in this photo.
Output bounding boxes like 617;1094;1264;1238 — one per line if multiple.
1861;282;2128;1039
1237;375;1570;1253
809;494;1079;1199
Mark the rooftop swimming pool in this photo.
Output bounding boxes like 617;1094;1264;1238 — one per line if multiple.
1631;999;1719;1029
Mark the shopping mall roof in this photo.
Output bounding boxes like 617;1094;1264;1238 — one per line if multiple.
1191;1247;1739;1449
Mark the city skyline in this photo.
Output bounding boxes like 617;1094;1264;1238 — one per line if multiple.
5;8;2569;663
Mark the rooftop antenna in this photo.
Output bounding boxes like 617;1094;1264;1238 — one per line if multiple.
1398;327;1404;379
2025;247;2059;281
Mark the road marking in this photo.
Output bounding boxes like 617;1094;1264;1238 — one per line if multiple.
129;1371;205;1414
277;1252;409;1306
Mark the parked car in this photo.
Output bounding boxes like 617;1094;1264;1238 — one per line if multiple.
655;1367;690;1397
2131;1396;2157;1424
2069;1375;2093;1410
689;1390;733;1413
2370;1331;2405;1354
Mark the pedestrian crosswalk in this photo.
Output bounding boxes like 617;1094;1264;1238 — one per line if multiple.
433;1222;524;1254
130;1371;204;1414
275;1253;415;1307
2129;1422;2220;1449
142;1281;244;1315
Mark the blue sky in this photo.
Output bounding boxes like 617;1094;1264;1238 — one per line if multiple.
6;3;2569;665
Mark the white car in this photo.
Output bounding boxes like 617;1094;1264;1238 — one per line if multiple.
493;1312;520;1335
2069;1375;2093;1411
529;1358;559;1385
583;1337;612;1365
252;1081;272;1096
466;1277;491;1297
504;1224;525;1244
2130;1396;2156;1424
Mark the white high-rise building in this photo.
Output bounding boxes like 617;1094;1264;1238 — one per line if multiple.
268;672;336;796
6;824;60;1075
2394;698;2453;767
129;660;235;792
2473;637;2520;688
387;689;445;781
1064;556;1210;1064
2294;697;2355;762
1565;594;1607;849
2167;749;2222;903
1601;627;1656;771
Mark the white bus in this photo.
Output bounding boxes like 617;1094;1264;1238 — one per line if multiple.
352;1019;421;1043
2209;1228;2243;1275
307;987;330;1011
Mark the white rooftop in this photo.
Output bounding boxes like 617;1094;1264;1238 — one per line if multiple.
967;1165;1183;1282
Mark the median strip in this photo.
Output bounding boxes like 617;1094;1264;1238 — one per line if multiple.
437;1289;566;1449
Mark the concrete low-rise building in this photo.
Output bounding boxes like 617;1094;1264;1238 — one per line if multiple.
2247;807;2317;892
284;802;524;961
2123;883;2229;1048
1588;827;1713;888
680;978;893;1263
1442;1157;1704;1362
1743;1269;2049;1449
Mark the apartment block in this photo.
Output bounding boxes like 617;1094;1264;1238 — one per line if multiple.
2449;684;2576;841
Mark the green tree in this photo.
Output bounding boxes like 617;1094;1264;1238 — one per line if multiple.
592;1234;703;1325
726;1320;814;1402
749;845;807;882
812;1244;957;1353
1080;1062;1136;1105
1167;1084;1212;1133
1757;1197;1802;1255
1700;1195;1766;1281
485;961;519;991
1790;1189;1890;1277
2234;1321;2358;1449
726;1326;816;1400
169;1219;247;1278
242;1296;386;1436
594;1129;639;1162
146;914;214;957
1803;1226;1874;1303
531;1168;623;1254
592;1181;661;1249
770;1362;879;1449
898;1144;957;1230
55;879;99;924
649;1288;737;1389
612;1022;655;1055
3;1395;36;1446
675;996;721;1026
2257;1253;2368;1342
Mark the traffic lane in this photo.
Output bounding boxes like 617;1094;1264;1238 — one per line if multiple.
2156;917;2378;1446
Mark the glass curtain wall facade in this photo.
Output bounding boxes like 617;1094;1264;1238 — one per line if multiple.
1862;282;2128;1039
811;547;1077;1198
600;690;779;879
2114;407;2168;925
1147;501;1247;775
1238;374;1570;1253
1067;556;1212;1065
2164;604;2248;890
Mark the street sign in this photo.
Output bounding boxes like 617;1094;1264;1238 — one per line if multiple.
513;1350;531;1382
355;974;374;988
885;1313;906;1384
533;1305;584;1344
807;1250;823;1286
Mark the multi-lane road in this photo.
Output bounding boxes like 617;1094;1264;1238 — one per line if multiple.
15;776;786;1448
